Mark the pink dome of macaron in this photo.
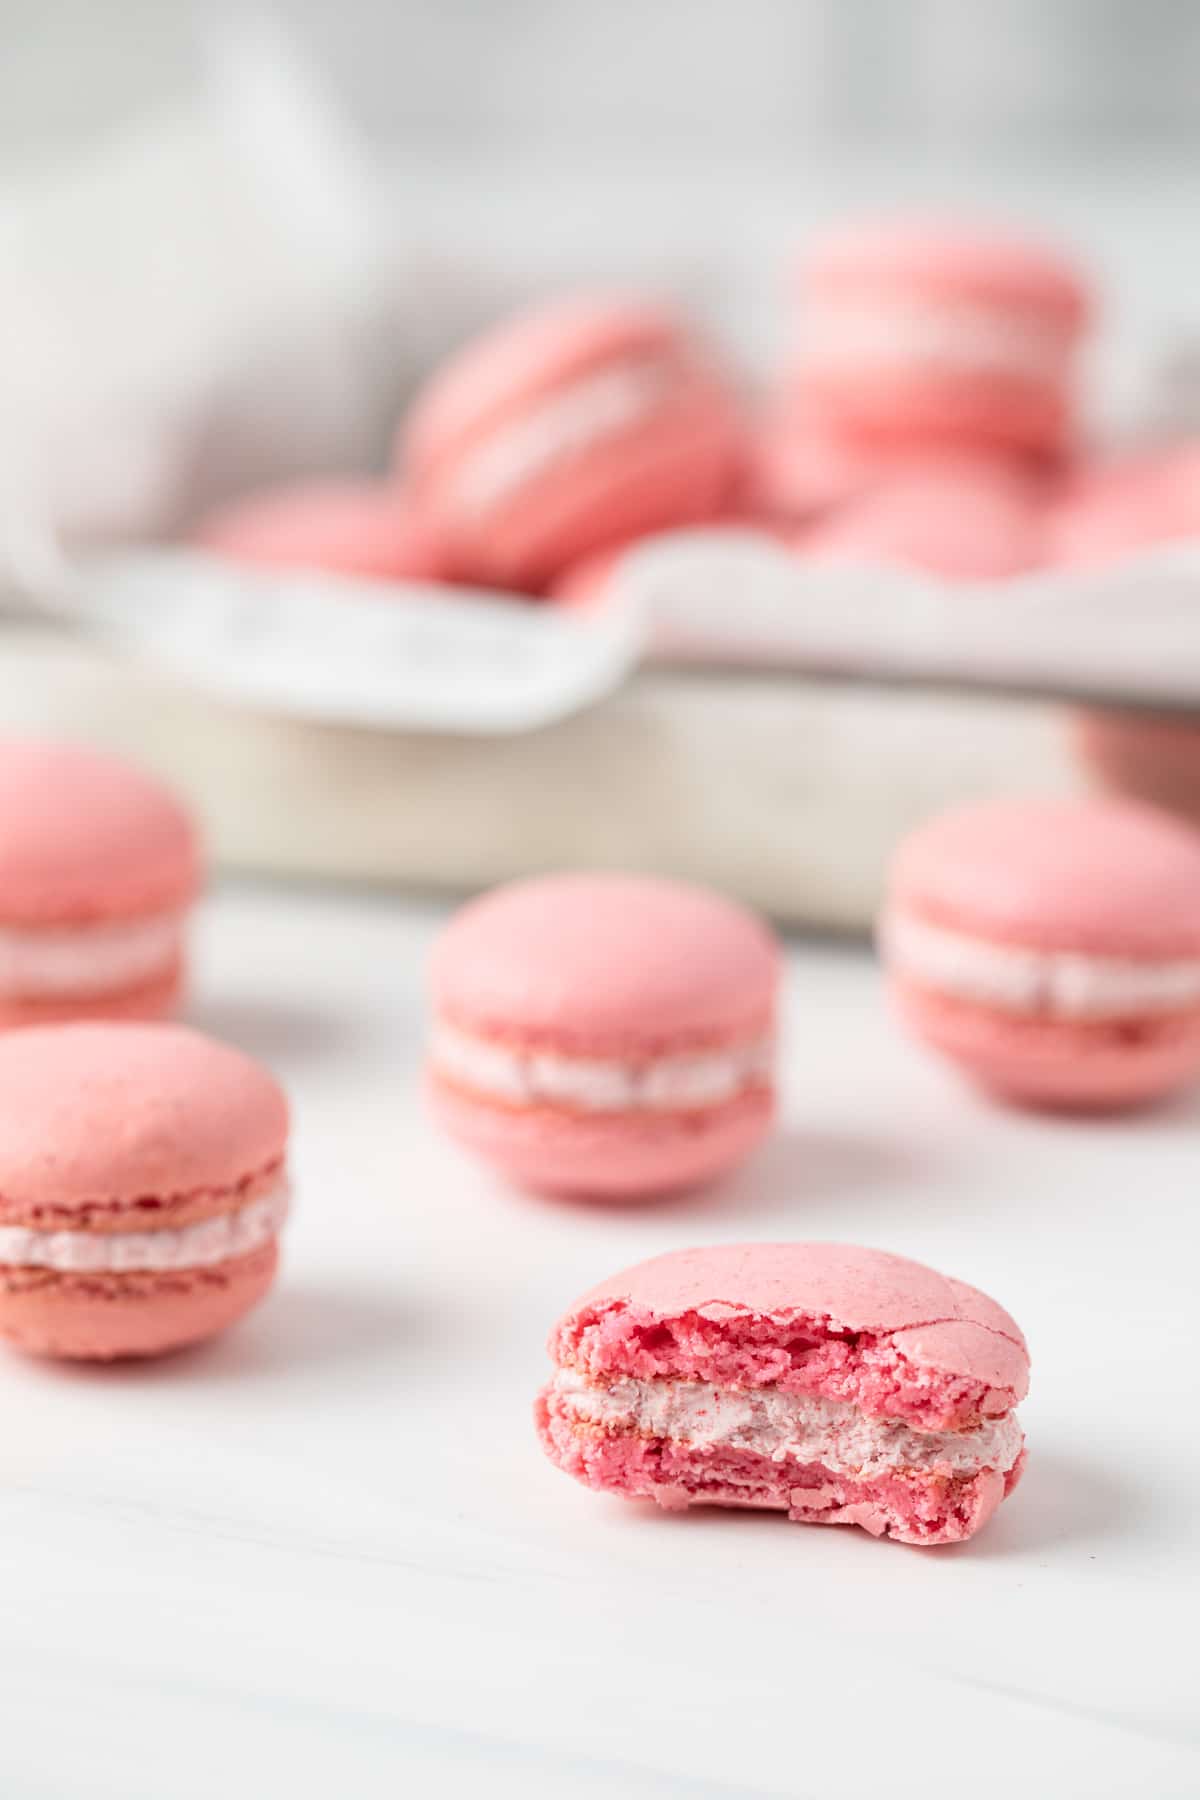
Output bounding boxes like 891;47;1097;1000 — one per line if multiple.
399;295;744;591
793;218;1092;460
194;478;451;585
1072;710;1200;831
882;796;1200;1109
1049;445;1200;566
0;1023;290;1359
428;872;780;1198
801;462;1046;581
0;741;201;1026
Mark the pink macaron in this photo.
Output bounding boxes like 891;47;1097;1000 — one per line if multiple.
800;461;1047;581
1049;444;1200;567
793;220;1091;459
881;796;1200;1110
399;296;744;591
537;1241;1028;1546
0;740;201;1027
194;477;451;585
0;1023;289;1359
748;414;915;524
1072;710;1200;831
427;873;780;1198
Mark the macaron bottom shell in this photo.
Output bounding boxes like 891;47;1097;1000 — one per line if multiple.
536;1389;1023;1546
892;977;1200;1111
0;1239;278;1361
0;962;184;1030
429;1076;774;1199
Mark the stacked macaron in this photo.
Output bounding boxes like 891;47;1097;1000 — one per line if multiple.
880;796;1200;1110
755;219;1092;585
790;220;1091;461
0;740;200;1025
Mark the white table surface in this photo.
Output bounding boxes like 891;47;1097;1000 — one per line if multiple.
2;881;1196;1799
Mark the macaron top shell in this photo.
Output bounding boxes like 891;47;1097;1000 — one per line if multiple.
0;741;200;925
0;1024;289;1224
890;797;1200;957
573;1240;1024;1346
432;873;779;1051
553;1240;1029;1419
195;479;449;583
803;219;1091;326
802;467;1045;580
404;297;687;474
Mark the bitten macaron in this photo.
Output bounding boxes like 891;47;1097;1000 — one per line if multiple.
881;796;1200;1109
399;295;743;590
0;1024;290;1359
537;1241;1028;1546
0;740;201;1025
428;873;780;1197
793;219;1091;459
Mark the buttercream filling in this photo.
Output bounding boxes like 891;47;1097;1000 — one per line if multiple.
883;909;1200;1019
0;1180;289;1274
431;1022;773;1112
803;301;1070;384
0;910;186;999
450;357;675;516
552;1369;1022;1479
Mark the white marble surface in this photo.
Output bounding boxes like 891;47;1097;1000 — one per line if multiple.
1;881;1196;1798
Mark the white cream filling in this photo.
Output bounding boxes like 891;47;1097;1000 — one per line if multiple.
431;1022;773;1112
884;909;1200;1020
450;357;674;516
0;911;186;999
0;1180;289;1274
804;300;1070;384
553;1369;1022;1479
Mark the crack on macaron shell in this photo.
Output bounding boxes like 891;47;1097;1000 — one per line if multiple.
0;911;187;1000
552;1300;1025;1431
883;909;1200;1020
0;1180;288;1274
430;1022;773;1114
548;1369;1023;1479
0;1155;288;1233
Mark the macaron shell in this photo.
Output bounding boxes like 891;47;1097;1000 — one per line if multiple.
1072;711;1200;826
794;373;1072;460
571;1239;1026;1364
432;873;780;1052
892;974;1200;1110
0;1240;278;1360
0;742;199;926
801;469;1045;580
430;1076;772;1199
803;220;1090;323
428;381;741;591
404;297;685;473
0;1025;289;1225
889;797;1200;957
195;480;451;584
